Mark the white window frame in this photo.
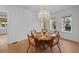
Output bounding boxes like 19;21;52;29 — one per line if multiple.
49;17;56;32
0;10;8;30
61;16;72;33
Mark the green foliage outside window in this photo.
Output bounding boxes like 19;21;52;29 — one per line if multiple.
50;17;56;31
0;18;7;27
62;16;72;32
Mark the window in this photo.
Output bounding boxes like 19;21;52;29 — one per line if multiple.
50;17;56;31
61;16;72;33
0;11;8;29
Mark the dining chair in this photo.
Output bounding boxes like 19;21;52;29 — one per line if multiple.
31;30;41;52
42;29;47;35
52;31;61;53
26;34;36;52
46;39;54;52
31;30;37;37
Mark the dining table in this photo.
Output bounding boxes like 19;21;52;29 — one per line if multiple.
34;32;57;50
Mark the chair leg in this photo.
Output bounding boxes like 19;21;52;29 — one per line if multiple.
35;47;38;53
50;47;53;53
26;44;30;53
57;43;61;53
49;43;53;53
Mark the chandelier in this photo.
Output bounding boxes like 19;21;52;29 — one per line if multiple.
39;10;50;30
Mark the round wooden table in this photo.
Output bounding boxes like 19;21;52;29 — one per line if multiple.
34;32;56;51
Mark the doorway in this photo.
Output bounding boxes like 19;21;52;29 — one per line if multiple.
0;11;8;52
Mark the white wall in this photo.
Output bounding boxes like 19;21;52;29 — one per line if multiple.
53;6;79;42
0;5;79;43
0;5;41;43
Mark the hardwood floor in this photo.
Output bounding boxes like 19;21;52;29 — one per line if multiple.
8;39;79;53
0;35;79;53
0;35;8;52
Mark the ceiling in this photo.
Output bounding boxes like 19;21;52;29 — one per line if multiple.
18;5;78;14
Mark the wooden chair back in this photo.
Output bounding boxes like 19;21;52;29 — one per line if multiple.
53;32;60;46
31;30;40;47
42;29;47;35
31;30;37;37
56;32;60;43
27;34;32;44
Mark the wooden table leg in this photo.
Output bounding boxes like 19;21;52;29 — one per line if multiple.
46;39;53;53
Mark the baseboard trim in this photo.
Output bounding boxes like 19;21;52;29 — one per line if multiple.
0;33;7;35
61;37;79;44
8;39;27;45
11;42;18;44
